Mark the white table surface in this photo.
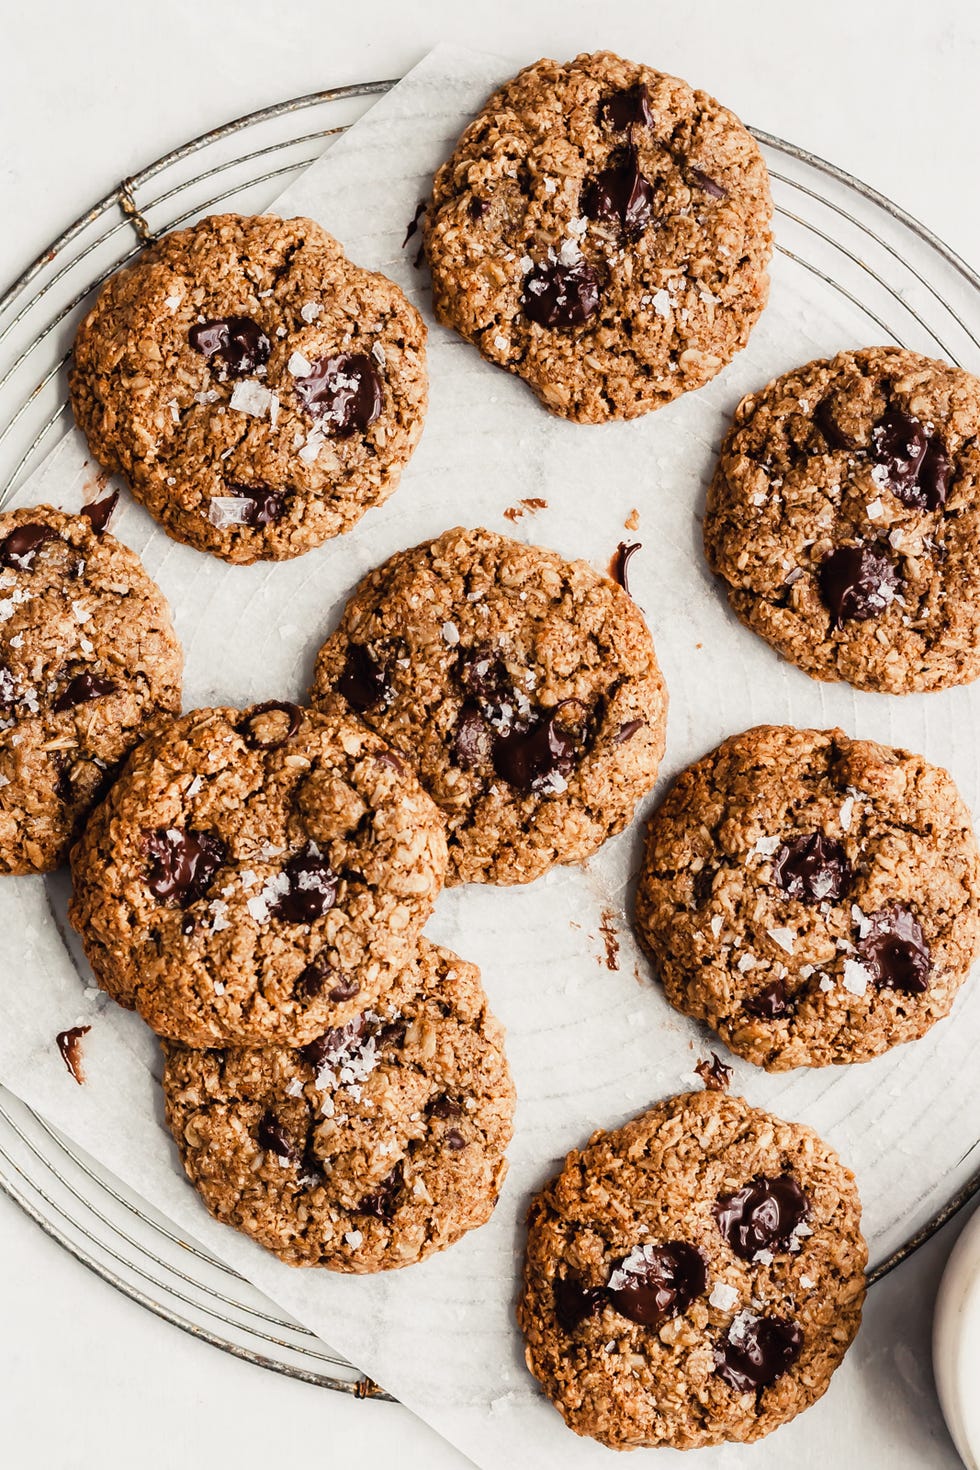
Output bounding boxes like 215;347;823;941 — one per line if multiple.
2;2;978;1465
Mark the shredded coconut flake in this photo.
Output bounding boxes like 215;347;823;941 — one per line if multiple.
839;796;855;831
300;301;322;323
186;776;203;798
164;293;182;311
800;1274;816;1290
710;914;724;939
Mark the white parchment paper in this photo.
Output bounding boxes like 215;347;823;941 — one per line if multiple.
2;44;980;1468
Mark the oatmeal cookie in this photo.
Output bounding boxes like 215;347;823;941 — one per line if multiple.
162;938;515;1271
704;346;980;692
635;725;980;1068
70;214;427;563
0;504;181;873
69;703;448;1046
423;52;772;423
518;1090;865;1449
311;525;667;885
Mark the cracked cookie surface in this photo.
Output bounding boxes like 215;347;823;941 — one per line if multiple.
69;703;448;1046
704;346;980;692
163;938;515;1271
423;51;772;423
518;1090;865;1450
311;525;667;885
635;725;980;1068
0;504;181;873
70;214;427;563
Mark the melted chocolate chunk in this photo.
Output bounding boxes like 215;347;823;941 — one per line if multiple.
295;958;330;999
300;1014;367;1072
467;196;489;220
689;167;727;199
715;1313;804;1393
335;644;390;712
144;828;226;907
53;672;116;712
610;540;642;596
329;974;361;1003
257;1110;295;1162
358;1162;403;1220
522;259;601;329
772;832;852;904
917;436;952;510
857;905;930;994
1;522;61;571
613;719;645;744
402;201;426;247
225;482;285;527
56;1025;90;1085
238;700;302;749
554;1274;606;1333
80;489;119;534
598;83;654;130
453;703;494;769
445;1129;467;1151
818;543;900;627
695;1052;732;1092
428;1094;462;1119
270;845;337;924
492;709;578;792
294;352;383;437
814;396;858;452
188;316;271;377
582;147;655;238
715;1175;810;1259
459;648;510;703
606;1242;707;1327
870;406;951;511
744;981;791;1020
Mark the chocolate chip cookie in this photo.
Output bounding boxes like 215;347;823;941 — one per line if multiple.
635;725;980;1069
0;504;181;874
518;1090;865;1450
423;52;772;423
69;704;448;1046
703;346;980;692
70;214;427;563
162;938;515;1271
311;525;668;885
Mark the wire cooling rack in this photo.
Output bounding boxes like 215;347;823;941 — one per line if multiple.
2;78;980;1397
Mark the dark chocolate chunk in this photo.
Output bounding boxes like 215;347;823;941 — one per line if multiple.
329;974;361;1003
453;702;494;769
428;1094;463;1119
582;147;655;238
335;644;390;712
818;543;900;626
358;1162;403;1220
300;1014;367;1072
270;844;337;924
814;396;859;452
613;719;645;744
916;436;952;510
238;700;302;749
467;196;489;221
189;316;271;377
871;407;951;512
857;905;930;994
1;522;61;571
598;83;654;131
445;1129;467;1151
606;1242;707;1327
554;1274;607;1333
56;1025;91;1085
53;672;116;712
744;981;791;1020
610;540;642;596
715;1175;810;1259
715;1313;804;1393
695;1052;732;1092
294;352;383;437
80;490;119;534
459;648;510;704
492;708;577;792
689;167;727;199
772;832;852;904
225;482;285;527
522;259;601;329
144;827;226;908
257;1110;295;1162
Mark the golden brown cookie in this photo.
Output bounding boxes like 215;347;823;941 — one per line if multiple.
311;525;667;885
0;503;181;873
518;1090;865;1449
70;214;427;563
635;726;980;1068
704;346;980;692
423;52;772;422
68;703;448;1047
162;938;515;1271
